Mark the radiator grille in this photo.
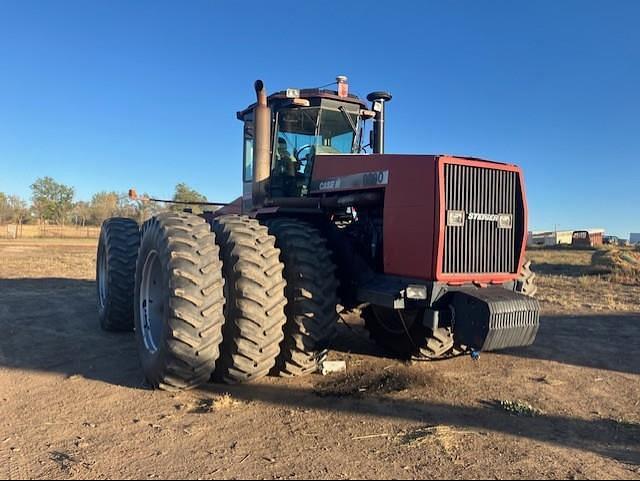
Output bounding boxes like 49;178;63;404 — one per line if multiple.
443;164;521;274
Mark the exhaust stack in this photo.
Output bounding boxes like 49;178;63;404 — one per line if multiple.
253;80;271;208
367;91;392;154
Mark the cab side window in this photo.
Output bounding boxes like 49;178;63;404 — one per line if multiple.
243;119;254;182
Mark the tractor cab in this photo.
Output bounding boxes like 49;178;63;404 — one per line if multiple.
237;81;372;209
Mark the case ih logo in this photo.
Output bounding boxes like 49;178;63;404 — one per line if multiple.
319;179;341;190
312;170;389;192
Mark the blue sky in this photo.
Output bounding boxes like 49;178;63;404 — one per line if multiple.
0;0;638;237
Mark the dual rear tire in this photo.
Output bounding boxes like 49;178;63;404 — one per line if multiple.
97;218;140;332
266;218;339;377
211;215;287;383
210;215;339;381
516;260;537;297
97;213;339;390
134;213;226;390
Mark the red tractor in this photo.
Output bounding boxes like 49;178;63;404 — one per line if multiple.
97;77;539;390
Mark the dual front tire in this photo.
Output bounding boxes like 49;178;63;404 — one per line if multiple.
362;260;539;360
362;306;455;360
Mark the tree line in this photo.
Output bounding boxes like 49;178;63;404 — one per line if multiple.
0;177;211;227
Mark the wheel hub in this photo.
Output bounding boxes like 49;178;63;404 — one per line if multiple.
140;250;164;354
98;246;108;308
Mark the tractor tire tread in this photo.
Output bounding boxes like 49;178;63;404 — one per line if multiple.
212;215;287;383
98;217;140;332
266;218;339;377
136;212;225;391
516;260;538;297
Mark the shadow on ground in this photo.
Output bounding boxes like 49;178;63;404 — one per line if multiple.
530;263;597;277
0;277;639;466
198;380;640;466
332;311;640;376
1;277;638;380
499;312;640;375
0;278;141;389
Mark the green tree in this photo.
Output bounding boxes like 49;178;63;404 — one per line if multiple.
90;191;119;225
31;177;75;225
171;183;208;214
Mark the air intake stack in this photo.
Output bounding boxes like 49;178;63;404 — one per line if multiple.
367;91;392;154
253;80;271;208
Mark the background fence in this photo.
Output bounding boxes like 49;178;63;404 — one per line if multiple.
0;224;100;239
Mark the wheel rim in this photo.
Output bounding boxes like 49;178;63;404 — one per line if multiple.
140;250;164;354
98;245;108;308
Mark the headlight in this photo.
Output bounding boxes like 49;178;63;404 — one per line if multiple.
406;284;428;300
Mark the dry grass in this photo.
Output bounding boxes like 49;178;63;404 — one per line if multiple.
534;274;640;312
399;425;471;449
0;239;97;279
2;238;638;314
527;247;640;312
0;224;100;239
180;394;239;414
212;393;237;410
398;424;482;461
592;249;640;285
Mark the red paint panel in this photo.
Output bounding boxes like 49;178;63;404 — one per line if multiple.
312;154;528;283
313;154;439;279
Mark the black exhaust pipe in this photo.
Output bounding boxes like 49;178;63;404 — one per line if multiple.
367;91;392;154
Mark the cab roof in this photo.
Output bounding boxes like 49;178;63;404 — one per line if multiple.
237;88;368;121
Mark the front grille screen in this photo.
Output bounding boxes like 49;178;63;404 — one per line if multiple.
443;164;521;274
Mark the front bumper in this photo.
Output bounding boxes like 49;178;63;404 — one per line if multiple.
449;286;540;351
357;275;540;352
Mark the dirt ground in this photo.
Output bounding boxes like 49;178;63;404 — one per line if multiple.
0;240;638;480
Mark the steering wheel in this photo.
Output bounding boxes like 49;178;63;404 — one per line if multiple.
294;144;314;162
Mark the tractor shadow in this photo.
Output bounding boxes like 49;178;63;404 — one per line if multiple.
498;312;640;375
1;278;639;466
1;277;638;382
0;278;144;389
330;315;389;358
200;380;640;466
333;310;640;376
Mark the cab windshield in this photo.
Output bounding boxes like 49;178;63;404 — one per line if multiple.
271;104;360;197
